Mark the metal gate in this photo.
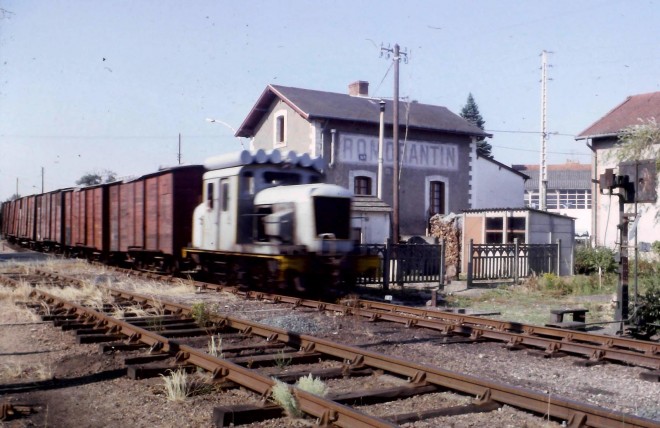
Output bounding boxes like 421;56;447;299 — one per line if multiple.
356;241;445;290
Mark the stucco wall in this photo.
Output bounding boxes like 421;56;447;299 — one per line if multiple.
472;156;525;209
591;138;660;250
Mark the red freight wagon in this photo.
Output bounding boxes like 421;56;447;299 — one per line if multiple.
64;185;108;258
16;195;37;243
1;201;12;238
108;165;203;269
4;199;20;240
35;190;67;251
2;201;13;238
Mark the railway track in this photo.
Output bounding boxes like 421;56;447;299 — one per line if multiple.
33;264;660;373
1;267;658;427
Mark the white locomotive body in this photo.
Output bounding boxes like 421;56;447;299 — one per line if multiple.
184;149;376;292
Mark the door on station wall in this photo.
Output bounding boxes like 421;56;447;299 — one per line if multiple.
427;180;446;228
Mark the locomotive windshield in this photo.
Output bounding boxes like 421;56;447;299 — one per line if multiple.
263;171;302;186
313;196;350;239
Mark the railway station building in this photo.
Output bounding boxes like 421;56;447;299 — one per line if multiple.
236;81;527;242
575;91;660;250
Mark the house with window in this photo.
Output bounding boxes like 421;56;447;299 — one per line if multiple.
513;162;592;239
575;91;660;249
236;81;527;243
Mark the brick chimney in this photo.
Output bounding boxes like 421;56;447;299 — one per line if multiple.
348;81;369;97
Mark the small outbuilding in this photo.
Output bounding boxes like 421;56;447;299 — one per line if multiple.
461;207;575;276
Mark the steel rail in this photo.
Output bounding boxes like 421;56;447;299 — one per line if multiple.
158;271;657;364
105;287;658;428
28;288;397;428
9;266;660;371
223;290;660;370
18;269;660;369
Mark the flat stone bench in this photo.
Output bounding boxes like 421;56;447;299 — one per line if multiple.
549;308;589;323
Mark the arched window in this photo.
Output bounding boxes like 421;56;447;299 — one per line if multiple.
354;176;372;195
349;170;377;195
425;175;449;222
273;110;287;148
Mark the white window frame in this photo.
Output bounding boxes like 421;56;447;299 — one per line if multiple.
273;110;287;148
424;175;449;218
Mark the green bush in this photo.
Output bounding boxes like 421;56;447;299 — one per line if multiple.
539;273;571;295
631;275;660;337
574;246;616;275
652;240;660;256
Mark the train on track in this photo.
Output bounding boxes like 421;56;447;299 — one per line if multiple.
0;149;379;293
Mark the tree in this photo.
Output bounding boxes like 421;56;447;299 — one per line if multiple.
613;118;660;167
460;93;493;158
4;194;20;202
76;170;117;186
610;118;660;221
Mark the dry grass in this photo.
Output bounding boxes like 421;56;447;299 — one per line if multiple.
0;360;52;382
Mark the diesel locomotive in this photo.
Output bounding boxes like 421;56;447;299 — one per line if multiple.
1;149;378;293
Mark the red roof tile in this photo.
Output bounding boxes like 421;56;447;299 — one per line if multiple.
576;91;660;139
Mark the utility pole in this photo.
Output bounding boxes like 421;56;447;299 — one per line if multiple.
178;133;182;165
381;43;408;243
41;167;44;193
539;50;551;211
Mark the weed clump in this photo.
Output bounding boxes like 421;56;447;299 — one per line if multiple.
270;375;329;419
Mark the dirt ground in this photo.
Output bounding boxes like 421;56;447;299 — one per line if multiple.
1;250;658;427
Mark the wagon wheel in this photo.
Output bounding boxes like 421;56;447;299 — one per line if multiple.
246;261;269;289
284;269;308;294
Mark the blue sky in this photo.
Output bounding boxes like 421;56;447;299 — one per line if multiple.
1;0;658;200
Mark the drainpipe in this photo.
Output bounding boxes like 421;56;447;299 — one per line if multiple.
329;129;337;168
587;139;597;246
377;100;386;199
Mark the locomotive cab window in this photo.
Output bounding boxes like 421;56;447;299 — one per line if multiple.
263;171;301;186
221;179;229;212
206;182;214;210
241;172;255;195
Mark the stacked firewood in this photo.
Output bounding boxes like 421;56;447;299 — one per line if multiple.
429;213;461;279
